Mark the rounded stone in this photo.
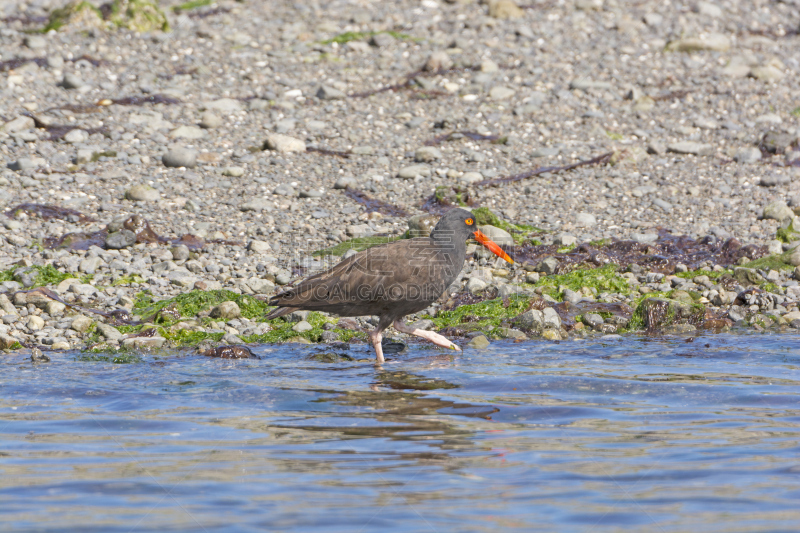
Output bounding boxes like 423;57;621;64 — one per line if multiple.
162;148;198;168
105;230;137;249
125;184;160;202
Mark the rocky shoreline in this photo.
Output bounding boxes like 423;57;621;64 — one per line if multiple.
1;0;800;358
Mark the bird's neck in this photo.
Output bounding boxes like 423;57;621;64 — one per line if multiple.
430;228;466;256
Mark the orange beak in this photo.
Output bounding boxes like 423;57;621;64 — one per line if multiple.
473;230;514;264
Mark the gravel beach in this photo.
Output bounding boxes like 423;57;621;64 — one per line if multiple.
1;0;800;354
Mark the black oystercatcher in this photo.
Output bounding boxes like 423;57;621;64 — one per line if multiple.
265;208;513;362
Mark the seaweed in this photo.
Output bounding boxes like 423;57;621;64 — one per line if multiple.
476;151;614;187
5;203;95;223
343;188;410;217
423;130;502;146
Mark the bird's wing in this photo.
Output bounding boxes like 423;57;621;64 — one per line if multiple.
268;238;459;309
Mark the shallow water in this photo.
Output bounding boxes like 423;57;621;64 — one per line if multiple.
2;333;799;533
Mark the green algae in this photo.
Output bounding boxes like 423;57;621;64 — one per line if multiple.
629;296;705;332
776;218;799;244
321;30;411;45
425;295;531;335
0;265;90;288
134;289;271;322
744;253;794;271
536;264;629;301
78;353;143;364
675;268;733;280
111;274;146;286
110;0;169;32
173;0;212;11
42;1;103;33
312;235;404;257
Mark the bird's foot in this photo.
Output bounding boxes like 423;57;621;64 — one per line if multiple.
393;320;461;352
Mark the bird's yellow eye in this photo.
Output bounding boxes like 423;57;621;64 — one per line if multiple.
465;218;474;225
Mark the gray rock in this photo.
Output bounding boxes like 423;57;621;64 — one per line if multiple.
105;230;137;249
263;133;306;153
397;164;431;179
96;323;122;341
162;148;198;168
477;225;514;246
171;245;190;261
498;327;527;340
535;256;559;275
762;201;794;222
210;301;241;319
369;32;395;47
169;125;206;139
632;233;659;244
466;335;490;349
30;347;50;363
759;173;791;187
562;289;583;304
292;320;313;333
424;50;452;71
1;115;35;133
514;309;544;331
199;111;222;129
575;212;597;228
414;146;442;162
24;35;47;49
667;141;713;156
334;176;357;189
273;184;295;196
64;129;89;143
554;233;577;246
489;86;516;100
467;277;488;294
205;98;243;113
652;198;673;212
248;240;272;253
71;315;93;333
125;184;160;202
122;336;167;349
569;78;613;91
666;33;731;52
240;198;272;212
583;313;605;328
316;85;346;99
543;307;562;329
734;147;762;163
61;73;84;89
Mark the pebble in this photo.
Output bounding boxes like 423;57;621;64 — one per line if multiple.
397;165;431;179
169;126;206;139
2;116;35;133
489;86;516;100
734;147;762;163
424;51;452;71
105;230;137;249
162;148;198;168
263;133;306;153
64;129;89;143
61;73;84;89
467;335;490;349
316;85;347;100
334;176;357;189
667;141;713;156
414;147;442;162
125;184;160;202
200;111;222;129
575;213;597;228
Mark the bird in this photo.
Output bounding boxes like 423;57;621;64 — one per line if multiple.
265;208;513;362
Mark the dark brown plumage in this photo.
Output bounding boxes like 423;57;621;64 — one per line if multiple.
266;208;512;362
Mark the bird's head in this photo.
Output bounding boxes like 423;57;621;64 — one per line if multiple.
433;208;513;264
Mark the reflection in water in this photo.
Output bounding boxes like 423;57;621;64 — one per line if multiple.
0;334;799;532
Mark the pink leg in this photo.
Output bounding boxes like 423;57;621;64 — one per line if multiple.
368;328;384;363
393;320;461;352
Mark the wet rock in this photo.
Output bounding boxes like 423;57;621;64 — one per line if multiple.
541;329;562;340
210;301;241;319
292;320;313;333
543;308;561;330
467;335;490;349
634;297;703;331
407;214;438;237
161;147;198;168
105;230;137;249
667;141;713;156
514;309;544;332
583;313;604;328
498;327;527;340
30;347;50;363
202;345;255;358
122;336;166;349
0;335;19;349
264;133;306;153
125;184;160;202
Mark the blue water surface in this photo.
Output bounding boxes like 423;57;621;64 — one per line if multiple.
1;333;799;532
